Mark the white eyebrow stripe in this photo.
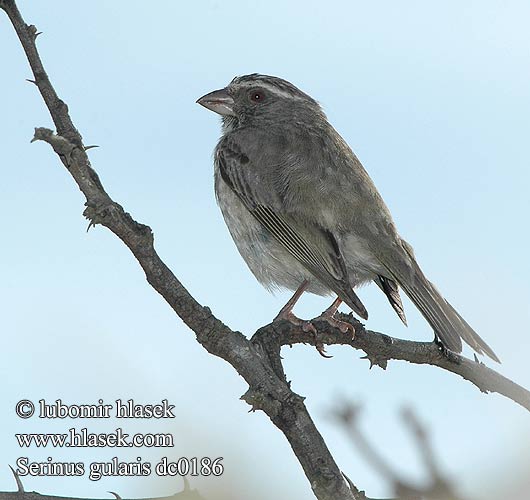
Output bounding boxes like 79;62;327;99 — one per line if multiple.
236;80;306;101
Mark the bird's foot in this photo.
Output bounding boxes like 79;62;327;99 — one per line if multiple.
314;309;356;339
433;335;449;356
273;310;316;335
273;310;333;358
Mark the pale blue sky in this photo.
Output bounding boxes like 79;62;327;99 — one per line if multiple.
1;1;530;499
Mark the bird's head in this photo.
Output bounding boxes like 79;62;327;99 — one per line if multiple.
197;74;322;129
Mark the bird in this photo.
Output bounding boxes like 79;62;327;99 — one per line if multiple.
196;73;499;362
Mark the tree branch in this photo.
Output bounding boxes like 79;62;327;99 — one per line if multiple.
2;2;528;500
1;2;360;499
253;316;530;412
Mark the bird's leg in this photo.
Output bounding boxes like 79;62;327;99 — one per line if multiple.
314;297;356;338
274;283;339;358
274;280;316;334
323;297;342;316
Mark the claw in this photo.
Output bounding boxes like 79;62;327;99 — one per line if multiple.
314;298;356;339
316;344;333;358
274;311;330;357
308;322;333;359
272;285;349;358
324;316;355;337
301;320;317;335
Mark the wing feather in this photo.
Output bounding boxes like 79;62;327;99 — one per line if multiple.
217;140;368;319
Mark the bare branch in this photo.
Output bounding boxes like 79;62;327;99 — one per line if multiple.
0;3;359;499
254;316;530;412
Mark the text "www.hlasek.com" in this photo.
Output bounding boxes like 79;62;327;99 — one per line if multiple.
16;427;173;448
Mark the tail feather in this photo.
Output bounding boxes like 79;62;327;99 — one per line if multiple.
383;242;500;362
401;268;499;362
401;275;462;353
444;300;500;362
375;275;407;326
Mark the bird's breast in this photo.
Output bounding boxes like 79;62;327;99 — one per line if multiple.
213;166;331;295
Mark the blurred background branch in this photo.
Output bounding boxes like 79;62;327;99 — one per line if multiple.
332;403;466;500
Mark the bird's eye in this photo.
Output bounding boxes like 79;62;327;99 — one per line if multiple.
249;90;265;103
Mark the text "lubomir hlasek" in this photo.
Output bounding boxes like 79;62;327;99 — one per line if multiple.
36;399;175;419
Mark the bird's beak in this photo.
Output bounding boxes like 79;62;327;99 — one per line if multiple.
196;88;235;117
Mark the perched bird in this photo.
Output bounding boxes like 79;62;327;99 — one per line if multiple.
197;74;499;362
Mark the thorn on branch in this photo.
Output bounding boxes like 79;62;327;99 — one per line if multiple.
360;353;388;370
240;388;284;418
86;219;96;232
26;78;37;85
83;204;108;231
84;144;99;151
240;389;264;413
31;127;76;164
84;203;153;238
26;23;37;37
9;465;24;493
473;353;485;367
108;492;122;500
342;472;367;499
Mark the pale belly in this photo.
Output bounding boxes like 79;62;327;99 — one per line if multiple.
216;174;330;295
214;172;380;296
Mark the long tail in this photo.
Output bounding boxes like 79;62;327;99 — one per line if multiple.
384;243;500;362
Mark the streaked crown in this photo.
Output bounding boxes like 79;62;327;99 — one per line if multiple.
229;74;319;106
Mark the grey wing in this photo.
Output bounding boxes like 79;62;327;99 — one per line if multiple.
217;138;368;319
